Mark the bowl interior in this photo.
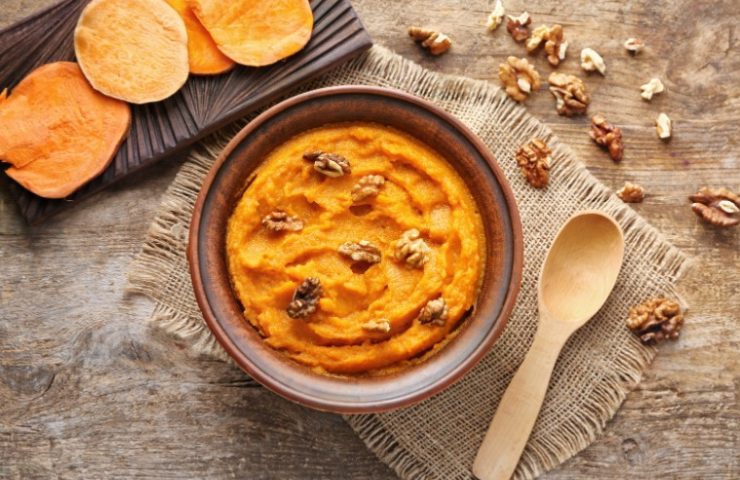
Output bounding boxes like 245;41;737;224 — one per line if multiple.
190;86;522;413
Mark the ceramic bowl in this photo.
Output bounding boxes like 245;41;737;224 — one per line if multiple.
188;86;523;413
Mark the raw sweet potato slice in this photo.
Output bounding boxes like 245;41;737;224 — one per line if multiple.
165;0;235;75
74;0;189;104
190;0;314;67
0;62;130;199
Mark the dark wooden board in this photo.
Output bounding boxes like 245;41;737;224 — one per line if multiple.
0;0;372;224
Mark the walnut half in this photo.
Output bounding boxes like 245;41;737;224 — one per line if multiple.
261;210;304;233
627;297;684;344
351;175;385;203
506;12;531;42
287;277;322;319
689;187;740;228
304;151;351;177
548;72;589;116
419;297;449;326
394;229;431;268
499;56;541;103
589;114;624;162
338;240;382;264
408;26;452;55
516;138;551;188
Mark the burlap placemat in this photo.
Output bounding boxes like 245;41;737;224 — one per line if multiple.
127;45;689;480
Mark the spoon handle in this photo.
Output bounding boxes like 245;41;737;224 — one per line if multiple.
472;322;569;480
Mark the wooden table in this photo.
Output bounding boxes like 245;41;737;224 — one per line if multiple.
2;1;737;478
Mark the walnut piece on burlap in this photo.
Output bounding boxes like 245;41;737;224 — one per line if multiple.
127;46;689;480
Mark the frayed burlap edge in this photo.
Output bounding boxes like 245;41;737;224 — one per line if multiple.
127;45;690;480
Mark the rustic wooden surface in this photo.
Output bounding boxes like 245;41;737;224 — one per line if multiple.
1;0;738;478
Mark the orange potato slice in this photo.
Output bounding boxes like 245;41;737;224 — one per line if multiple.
190;0;314;67
74;0;189;104
0;62;131;199
165;0;235;75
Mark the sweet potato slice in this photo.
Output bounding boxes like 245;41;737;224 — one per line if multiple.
0;62;130;199
165;0;235;75
74;0;189;104
190;0;314;67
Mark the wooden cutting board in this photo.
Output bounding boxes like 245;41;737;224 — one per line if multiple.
0;0;372;224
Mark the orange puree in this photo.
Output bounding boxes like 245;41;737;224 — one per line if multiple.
226;122;485;375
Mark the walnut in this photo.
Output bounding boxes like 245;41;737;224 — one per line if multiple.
338;240;382;264
419;297;449;326
486;0;505;31
287;277;322;319
304;151;351;177
408;27;452;55
640;78;664;100
616;182;645;203
261;210;304;233
580;48;606;75
548;72;589;116
655;113;672;140
689;187;740;228
351;175;385;203
627;297;684;344
499;56;541;103
623;38;645;54
361;319;391;333
544;24;567;66
394;229;431;268
589;114;624;162
506;12;531;43
516;138;551;188
525;25;549;52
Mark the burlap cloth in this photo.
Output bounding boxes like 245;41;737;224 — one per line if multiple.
127;46;689;480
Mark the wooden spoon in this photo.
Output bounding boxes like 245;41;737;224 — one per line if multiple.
473;211;625;480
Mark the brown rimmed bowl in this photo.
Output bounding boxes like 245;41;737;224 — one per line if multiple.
188;86;523;413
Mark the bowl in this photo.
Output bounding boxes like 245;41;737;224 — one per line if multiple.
188;86;523;413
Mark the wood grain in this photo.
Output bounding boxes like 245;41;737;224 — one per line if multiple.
1;0;738;479
0;0;371;225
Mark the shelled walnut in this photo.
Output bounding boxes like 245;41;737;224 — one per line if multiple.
351;175;385;203
616;182;644;203
589;114;624;162
640;78;664;100
627;297;684;344
419;297;449;326
261;210;304;232
499;56;540;102
516;138;551;188
338;240;382;264
544;24;567;66
287;277;322;319
394;229;431;268
580;48;606;75
689;187;740;228
624;38;644;54
304;151;351;177
548;72;589;116
361;319;391;333
486;0;505;31
506;12;531;42
655;113;672;140
408;27;452;55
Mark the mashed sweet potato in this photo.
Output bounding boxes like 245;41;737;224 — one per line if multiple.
226;123;485;375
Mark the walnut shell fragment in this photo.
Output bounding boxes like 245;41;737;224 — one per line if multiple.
287;277;322;319
74;0;189;104
419;297;449;326
499;56;541;103
408;27;452;55
516;138;551;188
689;187;739;228
548;72;590;116
262;210;304;233
589;114;624;162
627;297;684;344
303;151;351;177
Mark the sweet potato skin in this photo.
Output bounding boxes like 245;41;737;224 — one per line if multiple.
165;0;235;75
74;0;190;104
0;62;130;199
190;0;314;67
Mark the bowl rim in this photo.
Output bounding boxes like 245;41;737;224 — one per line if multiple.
188;85;523;413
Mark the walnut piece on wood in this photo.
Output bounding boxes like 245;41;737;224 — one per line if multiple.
506;12;531;42
616;182;645;203
351;175;385;203
689;187;740;228
544;24;567;66
580;47;606;75
287;277;322;319
499;56;541;103
525;25;549;52
394;229;431;268
261;210;304;233
303;151;351;177
516;138;551;188
589;114;624;162
655;113;672;140
361;319;391;333
640;78;664;100
408;26;452;55
418;297;449;326
624;37;645;54
627;297;684;344
338;240;382;264
548;72;590;116
486;0;505;31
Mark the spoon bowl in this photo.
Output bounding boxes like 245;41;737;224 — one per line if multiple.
473;211;624;480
